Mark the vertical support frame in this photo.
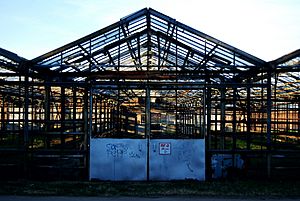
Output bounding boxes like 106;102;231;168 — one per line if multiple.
145;86;151;180
266;65;272;178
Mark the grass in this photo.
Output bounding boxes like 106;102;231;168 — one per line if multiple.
0;180;300;198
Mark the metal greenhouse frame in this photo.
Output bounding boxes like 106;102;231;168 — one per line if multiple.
0;8;299;180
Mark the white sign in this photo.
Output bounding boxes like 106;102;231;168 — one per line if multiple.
159;143;171;155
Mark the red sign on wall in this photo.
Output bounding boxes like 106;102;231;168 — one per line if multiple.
159;143;171;155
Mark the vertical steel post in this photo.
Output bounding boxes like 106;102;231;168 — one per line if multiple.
61;86;66;146
267;66;272;178
23;64;29;179
204;85;211;179
233;88;237;150
83;86;89;179
99;97;102;133
146;9;151;181
88;87;93;180
201;95;205;139
117;89;121;134
93;95;97;135
1;96;5;131
72;87;77;137
24;71;29;150
214;105;218;148
206;87;211;149
45;85;51;148
232;87;237;168
247;80;251;150
105;101;108;132
220;87;226;150
145;87;151;181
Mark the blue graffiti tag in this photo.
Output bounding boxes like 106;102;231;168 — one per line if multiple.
106;143;128;158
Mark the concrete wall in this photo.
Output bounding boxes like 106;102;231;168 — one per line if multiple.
90;138;205;181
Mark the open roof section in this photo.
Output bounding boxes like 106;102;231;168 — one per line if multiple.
30;7;267;83
270;49;300;98
0;48;29;100
0;47;26;72
271;49;300;67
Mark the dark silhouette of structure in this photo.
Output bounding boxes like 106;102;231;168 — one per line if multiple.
0;8;299;180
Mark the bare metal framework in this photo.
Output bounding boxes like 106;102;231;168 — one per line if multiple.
0;8;299;180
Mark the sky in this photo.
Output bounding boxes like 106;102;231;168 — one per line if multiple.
0;0;299;61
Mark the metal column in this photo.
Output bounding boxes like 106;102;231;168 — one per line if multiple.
145;86;151;181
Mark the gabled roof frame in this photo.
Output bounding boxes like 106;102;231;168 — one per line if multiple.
30;8;267;85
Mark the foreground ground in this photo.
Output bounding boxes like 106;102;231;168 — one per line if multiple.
1;196;300;201
0;180;300;199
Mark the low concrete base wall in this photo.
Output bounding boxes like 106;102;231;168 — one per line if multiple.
90;138;205;181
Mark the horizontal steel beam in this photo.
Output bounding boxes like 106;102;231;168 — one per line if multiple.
0;80;268;88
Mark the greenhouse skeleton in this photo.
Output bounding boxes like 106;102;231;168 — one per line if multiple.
0;8;300;180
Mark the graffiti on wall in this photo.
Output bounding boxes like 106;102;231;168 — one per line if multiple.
106;143;141;159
